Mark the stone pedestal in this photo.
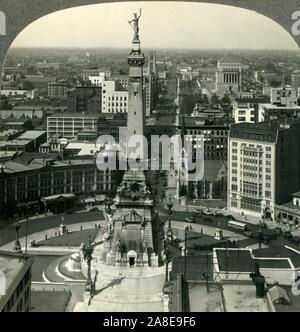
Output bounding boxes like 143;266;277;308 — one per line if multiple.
151;253;159;267
143;253;149;266
214;228;223;240
60;223;67;235
106;250;116;266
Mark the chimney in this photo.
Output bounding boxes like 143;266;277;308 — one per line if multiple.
250;263;265;298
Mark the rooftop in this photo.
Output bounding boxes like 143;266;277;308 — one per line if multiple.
49;112;100;119
222;283;270;312
0;251;33;308
218;53;243;65
17;130;46;140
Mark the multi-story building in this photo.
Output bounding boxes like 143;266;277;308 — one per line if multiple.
48;81;69;98
67;85;102;113
0;251;33;312
259;103;300;122
101;80;128;113
215;54;243;96
0;130;47;153
47;113;99;140
232;96;269;123
270;87;297;107
227;121;300;220
177;114;233;161
0;158;121;218
0;89;37;99
291;70;300;91
88;72;106;86
111;74;129;89
81;69;111;82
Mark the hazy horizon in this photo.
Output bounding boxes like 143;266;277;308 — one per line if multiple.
10;2;298;50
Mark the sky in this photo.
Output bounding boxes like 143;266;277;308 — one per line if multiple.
11;2;298;50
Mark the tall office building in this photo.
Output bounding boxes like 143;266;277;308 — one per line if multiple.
227;121;300;220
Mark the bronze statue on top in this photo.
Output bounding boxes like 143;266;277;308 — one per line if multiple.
128;8;142;41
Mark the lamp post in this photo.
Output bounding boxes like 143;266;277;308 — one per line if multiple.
164;240;170;283
166;200;173;242
104;196;113;215
83;241;94;297
258;218;263;249
184;224;189;283
183;224;189;312
13;220;22;253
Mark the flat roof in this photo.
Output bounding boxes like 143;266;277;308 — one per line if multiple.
17;130;46;140
262;104;300;110
49;112;99;118
216;249;253;272
0;251;33;307
222;284;270;312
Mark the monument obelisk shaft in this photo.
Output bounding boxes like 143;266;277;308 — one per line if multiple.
127;9;146;161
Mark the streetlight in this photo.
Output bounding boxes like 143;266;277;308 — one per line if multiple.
184;224;189;283
257;217;264;249
25;203;29;255
164;240;170;283
183;224;189;312
13;220;22;253
166;200;173;242
83;241;94;297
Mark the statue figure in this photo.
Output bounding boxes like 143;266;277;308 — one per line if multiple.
128;8;142;40
143;240;148;253
116;239;121;253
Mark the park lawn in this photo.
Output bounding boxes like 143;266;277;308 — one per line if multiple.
37;228;99;247
31;291;71;312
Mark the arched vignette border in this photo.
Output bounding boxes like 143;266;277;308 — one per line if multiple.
0;0;299;82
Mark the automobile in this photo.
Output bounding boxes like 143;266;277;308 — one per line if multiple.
283;230;293;239
192;208;202;216
215;210;226;217
203;208;214;216
291;236;300;245
226;214;236;221
185;217;195;223
244;231;253;238
275;227;283;236
89;207;100;212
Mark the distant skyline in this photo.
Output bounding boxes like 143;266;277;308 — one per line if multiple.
11;2;298;50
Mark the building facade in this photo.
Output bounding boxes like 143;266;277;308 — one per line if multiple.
0;158;120;218
215;54;243;96
48;81;69;98
67;85;102;113
227;121;300;219
0;251;33;312
47;113;99;140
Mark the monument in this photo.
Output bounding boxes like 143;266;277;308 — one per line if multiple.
103;10;163;268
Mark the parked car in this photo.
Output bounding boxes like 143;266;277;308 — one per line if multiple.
291;236;300;245
192;208;202;216
89;207;100;212
283;230;293;239
185;217;195;223
244;231;253;238
203;208;214;216
215;210;226;217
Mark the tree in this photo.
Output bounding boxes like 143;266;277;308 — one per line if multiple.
20;80;34;91
211;93;219;105
179;185;187;197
